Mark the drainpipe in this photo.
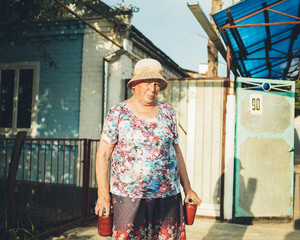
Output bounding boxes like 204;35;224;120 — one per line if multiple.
102;59;109;126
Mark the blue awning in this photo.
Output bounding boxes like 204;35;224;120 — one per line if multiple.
212;0;300;80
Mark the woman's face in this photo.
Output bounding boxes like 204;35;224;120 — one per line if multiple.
133;80;161;105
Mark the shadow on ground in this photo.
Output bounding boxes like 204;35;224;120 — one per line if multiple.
284;219;300;240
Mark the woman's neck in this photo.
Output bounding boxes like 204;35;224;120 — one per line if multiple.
129;97;159;120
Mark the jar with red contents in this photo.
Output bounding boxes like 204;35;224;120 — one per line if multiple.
184;199;198;225
98;209;113;237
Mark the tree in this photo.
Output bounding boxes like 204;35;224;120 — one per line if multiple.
207;0;223;77
1;0;87;37
0;0;86;66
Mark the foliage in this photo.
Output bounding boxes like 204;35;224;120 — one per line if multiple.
1;0;86;37
0;0;87;66
0;194;37;239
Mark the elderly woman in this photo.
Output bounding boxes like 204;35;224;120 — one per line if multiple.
95;58;201;239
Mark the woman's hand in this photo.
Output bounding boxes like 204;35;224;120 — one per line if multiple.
95;193;111;218
184;189;202;207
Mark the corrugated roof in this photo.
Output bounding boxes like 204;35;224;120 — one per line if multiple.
213;0;300;80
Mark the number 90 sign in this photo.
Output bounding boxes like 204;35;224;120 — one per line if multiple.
249;94;262;114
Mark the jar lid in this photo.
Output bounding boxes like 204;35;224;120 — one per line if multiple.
187;199;197;205
102;209;112;217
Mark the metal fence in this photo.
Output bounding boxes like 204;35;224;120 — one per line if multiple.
0;137;100;239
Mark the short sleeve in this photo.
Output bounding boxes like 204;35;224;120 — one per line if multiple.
100;107;119;144
171;108;179;145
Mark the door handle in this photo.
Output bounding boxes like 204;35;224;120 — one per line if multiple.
288;148;295;152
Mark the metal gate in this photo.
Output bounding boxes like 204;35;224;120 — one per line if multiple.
162;78;225;217
234;77;295;221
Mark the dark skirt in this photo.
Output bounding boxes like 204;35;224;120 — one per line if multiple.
111;193;186;240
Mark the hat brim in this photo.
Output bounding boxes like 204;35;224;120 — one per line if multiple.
127;71;168;91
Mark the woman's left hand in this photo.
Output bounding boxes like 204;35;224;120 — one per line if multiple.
184;189;202;207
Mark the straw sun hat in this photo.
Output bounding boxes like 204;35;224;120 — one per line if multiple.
127;58;168;91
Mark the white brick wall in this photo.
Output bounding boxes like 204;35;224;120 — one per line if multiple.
79;19;185;138
79;20;120;139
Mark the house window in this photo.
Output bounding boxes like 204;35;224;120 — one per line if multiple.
0;62;39;136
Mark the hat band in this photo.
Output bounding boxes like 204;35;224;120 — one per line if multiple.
133;66;162;76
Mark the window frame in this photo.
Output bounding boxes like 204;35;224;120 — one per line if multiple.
0;62;40;137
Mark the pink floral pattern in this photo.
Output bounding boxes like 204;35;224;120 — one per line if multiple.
101;100;180;199
112;220;186;240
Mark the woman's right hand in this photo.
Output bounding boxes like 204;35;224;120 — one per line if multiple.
184;188;202;207
95;194;111;218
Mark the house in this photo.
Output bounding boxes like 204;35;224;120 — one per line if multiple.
0;0;188;139
3;1;297;230
0;1;227;224
0;2;192;237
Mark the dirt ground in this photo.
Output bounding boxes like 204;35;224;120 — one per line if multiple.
45;217;300;240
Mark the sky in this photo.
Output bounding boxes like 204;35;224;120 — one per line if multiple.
101;0;236;75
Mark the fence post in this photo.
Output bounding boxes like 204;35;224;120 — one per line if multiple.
82;139;91;222
7;131;27;202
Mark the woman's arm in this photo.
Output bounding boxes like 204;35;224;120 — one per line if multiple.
173;143;201;206
94;139;115;217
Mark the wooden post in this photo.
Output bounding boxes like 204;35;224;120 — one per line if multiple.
82;139;91;222
7;131;27;201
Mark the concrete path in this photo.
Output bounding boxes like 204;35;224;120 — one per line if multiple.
46;218;300;240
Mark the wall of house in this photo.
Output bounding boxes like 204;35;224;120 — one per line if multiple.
78;19;186;139
0;22;84;138
79;19;122;139
37;32;83;138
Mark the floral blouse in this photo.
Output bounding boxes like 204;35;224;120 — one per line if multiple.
101;100;181;199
